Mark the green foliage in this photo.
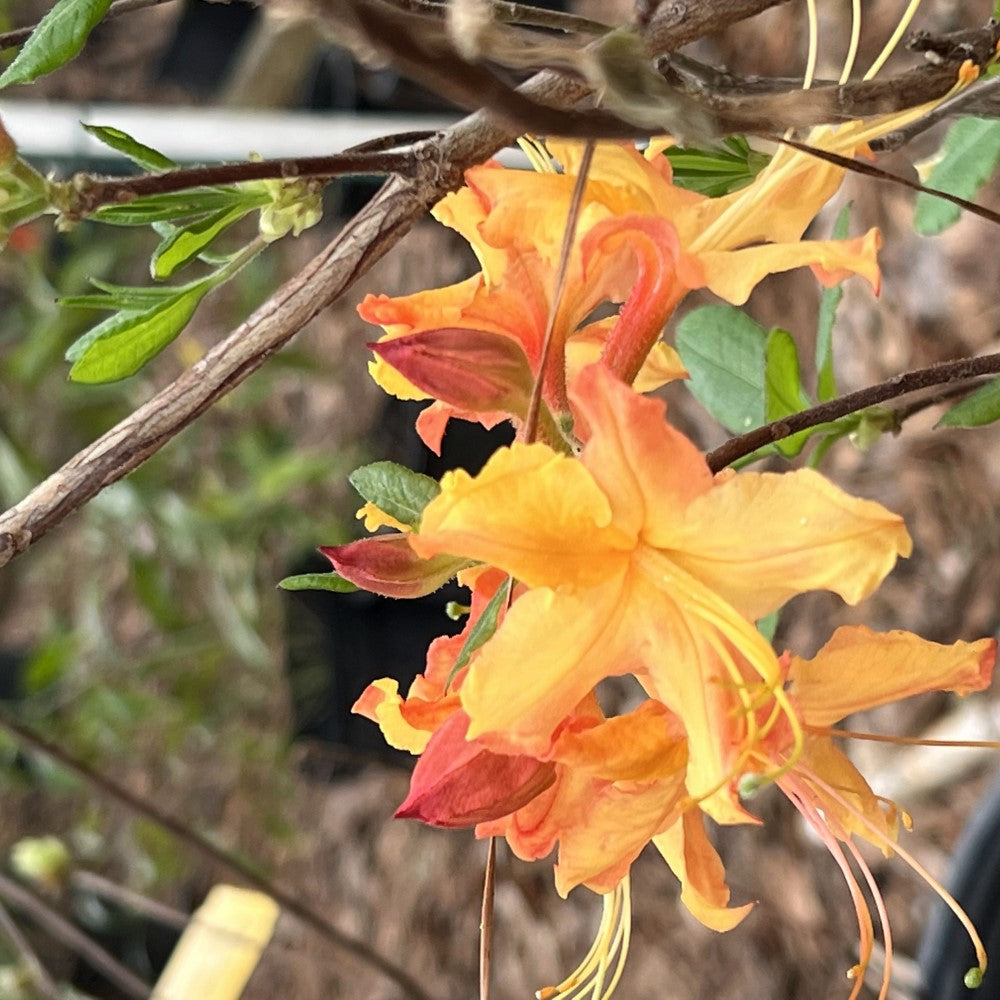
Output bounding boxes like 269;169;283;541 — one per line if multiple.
448;578;511;686
914;116;1000;235
764;328;812;457
348;461;441;529
82;124;177;171
0;0;111;88
816;204;850;402
64;241;263;382
662;136;771;197
937;377;1000;428
278;572;358;593
675;304;767;433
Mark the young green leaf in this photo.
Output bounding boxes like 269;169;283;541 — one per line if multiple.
93;188;261;226
937;377;1000;428
348;462;441;529
816;203;851;402
448;578;511;686
662;136;771;197
151;204;255;280
277;572;358;593
764;328;813;457
81;124;177;172
60;280;180;311
68;281;213;383
0;0;112;88
675;304;767;433
914;117;1000;235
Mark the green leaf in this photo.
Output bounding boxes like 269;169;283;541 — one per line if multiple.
67;280;213;383
756;609;779;644
93;188;260;226
60;280;180;311
151;204;254;279
937;377;1000;428
81;124;177;172
277;572;358;593
675;305;767;433
914;117;1000;235
448;578;511;686
764;329;813;457
662;136;770;197
348;461;441;529
816;203;851;402
0;0;112;88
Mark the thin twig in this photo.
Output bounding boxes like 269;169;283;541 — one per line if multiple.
71;870;188;931
0;0;179;49
522;139;594;442
63;147;422;219
706;353;1000;471
0;872;150;1000
0;897;60;1000
479;837;496;1000
390;0;610;35
0;711;436;1000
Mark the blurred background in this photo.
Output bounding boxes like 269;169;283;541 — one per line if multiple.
1;0;1000;997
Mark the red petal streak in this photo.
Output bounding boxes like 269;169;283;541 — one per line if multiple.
320;535;468;598
396;712;556;828
585;215;686;385
371;328;534;417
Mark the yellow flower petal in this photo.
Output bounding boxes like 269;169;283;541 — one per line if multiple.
663;467;912;621
412;441;628;589
653;810;754;931
790;626;996;727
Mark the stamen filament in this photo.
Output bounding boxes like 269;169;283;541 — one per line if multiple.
803;0;819;91
840;0;862;84
806;770;988;981
818;725;1000;749
864;0;923;80
536;880;631;1000
843;836;893;1000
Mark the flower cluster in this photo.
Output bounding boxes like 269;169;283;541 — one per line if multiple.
325;65;996;1000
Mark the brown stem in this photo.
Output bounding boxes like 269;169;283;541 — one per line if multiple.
390;0;610;35
706;353;1000;471
65;148;424;218
0;897;60;1000
0;711;436;1000
0;872;151;1000
70;870;189;931
479;837;496;1000
0;0;179;49
645;0;796;52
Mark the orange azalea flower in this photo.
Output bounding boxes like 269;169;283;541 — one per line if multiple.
724;625;996;999
410;363;912;824
359;173;687;451
359;127;887;449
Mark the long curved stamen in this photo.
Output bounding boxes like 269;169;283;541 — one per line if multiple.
536;879;631;1000
818;725;1000;750
786;780;874;1000
864;0;924;80
840;0;863;84
806;770;988;985
519;136;557;174
843;836;893;1000
803;0;819;91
